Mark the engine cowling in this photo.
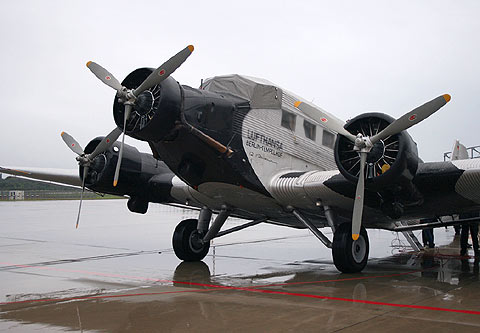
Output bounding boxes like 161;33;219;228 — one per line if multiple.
80;137;176;212
82;137;143;195
112;68;182;143
334;113;422;215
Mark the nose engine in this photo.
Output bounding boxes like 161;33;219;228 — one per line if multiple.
112;69;182;143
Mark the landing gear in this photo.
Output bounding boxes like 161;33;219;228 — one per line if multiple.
332;222;369;273
172;206;267;263
289;207;369;273
172;219;210;261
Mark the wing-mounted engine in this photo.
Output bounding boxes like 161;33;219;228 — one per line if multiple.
81;137;142;195
76;136;175;213
335;113;419;189
334;113;422;218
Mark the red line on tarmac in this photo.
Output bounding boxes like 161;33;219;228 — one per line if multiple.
4;260;479;315
2;279;480;316
238;288;480;316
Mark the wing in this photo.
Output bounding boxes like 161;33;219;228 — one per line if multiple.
0;166;81;187
268;158;480;228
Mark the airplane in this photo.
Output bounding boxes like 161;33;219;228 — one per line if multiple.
2;44;480;273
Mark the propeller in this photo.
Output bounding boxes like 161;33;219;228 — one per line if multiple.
61;129;121;228
86;61;123;92
76;166;88;229
133;45;194;97
60;131;84;156
351;152;367;239
294;101;357;142
296;94;451;240
61;131;87;228
86;45;194;186
113;104;132;187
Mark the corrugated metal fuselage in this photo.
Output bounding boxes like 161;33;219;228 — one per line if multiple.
148;75;341;226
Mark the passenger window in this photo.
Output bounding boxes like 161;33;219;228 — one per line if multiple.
322;130;335;148
303;120;316;141
281;111;296;131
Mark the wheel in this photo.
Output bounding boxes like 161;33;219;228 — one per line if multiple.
332;222;369;273
172;219;210;261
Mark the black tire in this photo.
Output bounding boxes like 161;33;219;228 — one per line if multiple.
172;219;210;261
332;222;369;273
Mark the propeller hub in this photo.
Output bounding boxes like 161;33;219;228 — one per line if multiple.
354;134;373;152
76;155;90;166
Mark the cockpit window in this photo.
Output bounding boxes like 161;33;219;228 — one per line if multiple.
303;120;316;141
322;130;335;148
281;111;296;131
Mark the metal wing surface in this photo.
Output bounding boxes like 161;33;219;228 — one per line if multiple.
0;166;82;187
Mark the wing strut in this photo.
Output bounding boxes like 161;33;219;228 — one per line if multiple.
289;207;332;248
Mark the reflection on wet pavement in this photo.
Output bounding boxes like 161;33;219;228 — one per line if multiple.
1;200;480;332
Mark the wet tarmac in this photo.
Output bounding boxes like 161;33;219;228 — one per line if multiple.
1;200;480;332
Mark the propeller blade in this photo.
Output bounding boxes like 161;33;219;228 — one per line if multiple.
370;94;451;144
76;166;88;229
113;105;132;187
88;127;122;160
294;101;357;142
61;131;84;156
351;152;367;240
86;61;123;92
133;45;194;97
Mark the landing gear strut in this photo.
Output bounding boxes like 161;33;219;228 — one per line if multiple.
290;208;370;273
172;206;267;263
332;222;369;273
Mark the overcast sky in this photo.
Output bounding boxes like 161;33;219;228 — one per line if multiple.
1;0;479;170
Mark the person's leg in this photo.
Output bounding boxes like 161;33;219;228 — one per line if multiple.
422;230;428;247
454;225;461;235
429;228;435;248
470;223;479;256
425;228;434;248
460;223;469;255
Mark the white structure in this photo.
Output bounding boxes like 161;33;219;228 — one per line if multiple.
9;190;24;200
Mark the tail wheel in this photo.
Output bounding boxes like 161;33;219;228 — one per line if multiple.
332;222;369;273
172;219;210;261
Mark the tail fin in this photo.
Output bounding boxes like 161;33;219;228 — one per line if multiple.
450;140;469;160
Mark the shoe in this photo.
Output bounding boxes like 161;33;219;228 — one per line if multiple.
460;250;467;256
467;243;473;248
